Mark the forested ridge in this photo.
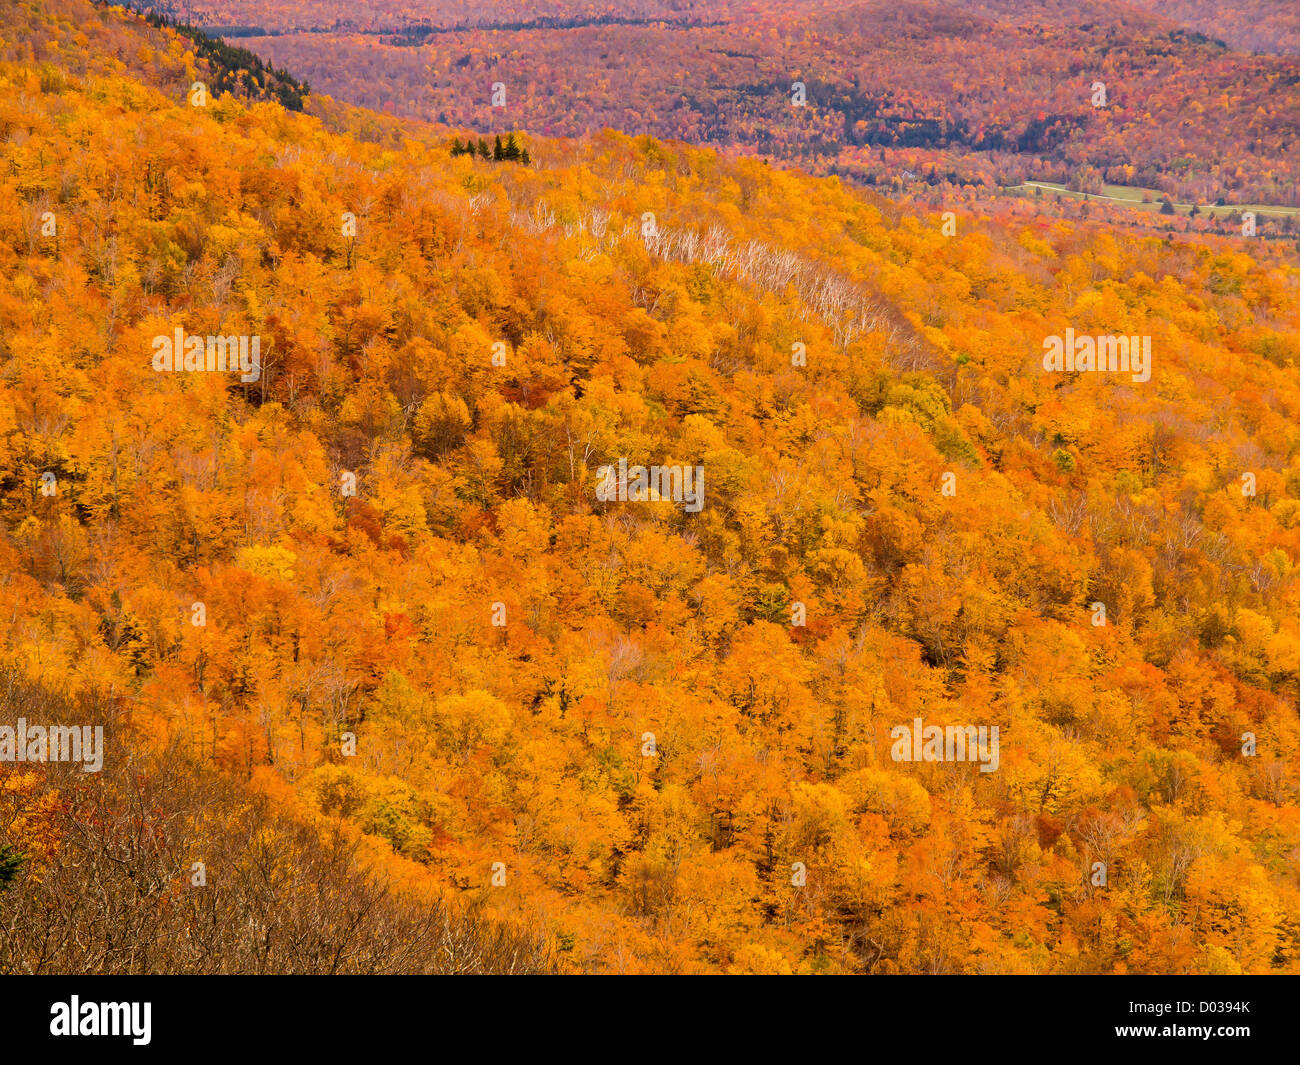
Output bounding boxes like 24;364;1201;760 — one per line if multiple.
130;0;1300;211
0;0;1298;974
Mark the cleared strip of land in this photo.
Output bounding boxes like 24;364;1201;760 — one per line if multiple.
1006;180;1300;218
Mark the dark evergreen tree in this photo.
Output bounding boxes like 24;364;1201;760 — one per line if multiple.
0;845;24;893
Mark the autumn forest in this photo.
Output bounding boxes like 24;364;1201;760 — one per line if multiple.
0;0;1298;983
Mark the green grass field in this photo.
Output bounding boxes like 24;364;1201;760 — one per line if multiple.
1004;180;1300;220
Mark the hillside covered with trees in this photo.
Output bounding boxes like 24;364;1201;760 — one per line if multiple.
0;0;1298;974
132;0;1300;211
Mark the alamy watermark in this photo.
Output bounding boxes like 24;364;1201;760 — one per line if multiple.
595;458;705;513
50;997;150;1045
890;717;999;773
1042;329;1151;383
152;328;261;383
0;719;104;772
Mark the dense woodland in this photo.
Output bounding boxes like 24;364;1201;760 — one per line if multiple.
133;0;1300;209
1126;0;1300;56
0;0;1298;973
127;0;1300;54
143;7;310;110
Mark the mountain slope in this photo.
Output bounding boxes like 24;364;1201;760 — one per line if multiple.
130;0;1300;208
1;0;1299;973
1129;0;1300;55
